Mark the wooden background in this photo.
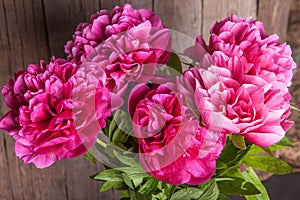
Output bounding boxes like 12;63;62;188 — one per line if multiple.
0;0;299;199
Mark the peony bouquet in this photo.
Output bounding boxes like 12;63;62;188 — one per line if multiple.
0;4;297;199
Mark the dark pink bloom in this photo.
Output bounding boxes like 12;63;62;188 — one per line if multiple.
0;58;112;168
65;10;111;63
106;4;163;37
129;83;226;185
65;4;164;64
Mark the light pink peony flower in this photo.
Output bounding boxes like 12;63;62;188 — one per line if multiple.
191;63;293;146
129;83;226;185
226;78;293;146
184;15;296;146
0;58;112;168
65;4;164;64
187;15;296;87
86;21;171;96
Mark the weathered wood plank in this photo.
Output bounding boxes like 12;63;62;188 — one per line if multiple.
287;0;300;135
0;0;62;199
258;0;292;41
101;0;152;10
287;0;300;47
43;0;101;57
202;0;257;42
154;0;202;38
0;0;115;199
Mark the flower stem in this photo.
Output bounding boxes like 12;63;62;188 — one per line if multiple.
96;138;107;148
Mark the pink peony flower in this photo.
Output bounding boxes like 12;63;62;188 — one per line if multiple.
128;83;226;185
0;58;112;168
184;15;296;146
190;63;293;146
187;15;296;87
106;4;163;37
86;21;171;96
65;10;111;63
65;4;164;64
227;83;293;146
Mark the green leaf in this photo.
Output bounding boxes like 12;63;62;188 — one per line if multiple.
83;150;96;164
129;189;147;200
123;173;134;189
112;126;129;144
165;184;177;199
198;179;219;200
108;118;117;140
232;134;247;150
166;52;182;74
277;136;294;147
242;168;270;200
121;190;130;198
93;169;123;182
138;178;159;196
216;161;227;170
242;156;293;174
132;177;143;188
216;140;251;177
114;182;128;190
248;144;288;156
218;140;251;167
170;188;203;200
115;153;140;167
217;193;230;200
100;181;124;192
217;177;260;195
115;167;149;176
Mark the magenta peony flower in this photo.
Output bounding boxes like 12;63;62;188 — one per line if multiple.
0;58;112;168
86;21;171;96
65;10;111;63
128;83;226;185
106;4;163;37
65;4;164;64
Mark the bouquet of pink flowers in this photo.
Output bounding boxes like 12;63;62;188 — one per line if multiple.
0;4;297;199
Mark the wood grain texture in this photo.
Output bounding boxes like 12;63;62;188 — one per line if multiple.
202;0;257;42
43;0;101;57
0;0;51;199
154;0;202;38
0;0;116;199
0;0;297;199
101;0;152;10
287;0;300;47
258;0;292;41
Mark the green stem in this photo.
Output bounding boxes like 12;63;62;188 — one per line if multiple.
97;138;107;148
167;185;177;199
